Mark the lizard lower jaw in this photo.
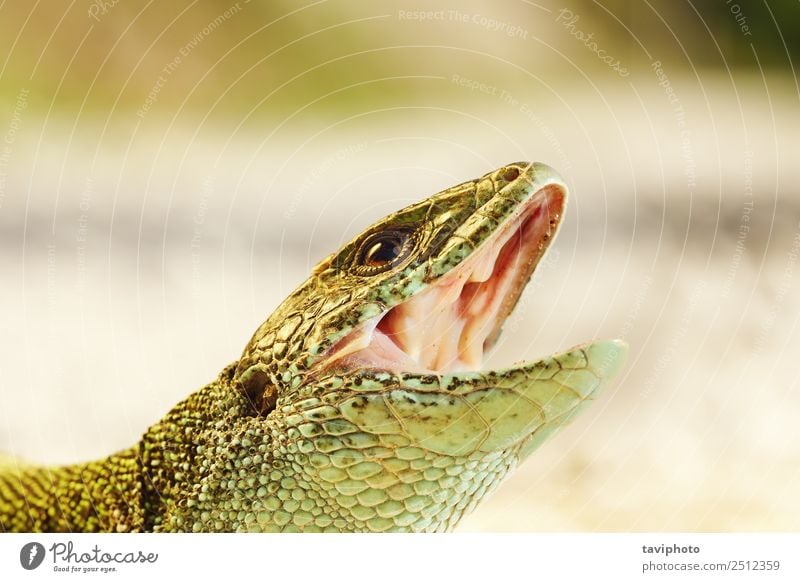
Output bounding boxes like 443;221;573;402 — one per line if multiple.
327;186;564;375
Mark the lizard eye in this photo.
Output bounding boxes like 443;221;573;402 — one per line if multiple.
355;229;415;274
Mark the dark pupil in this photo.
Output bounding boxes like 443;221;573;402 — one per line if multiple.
365;237;402;265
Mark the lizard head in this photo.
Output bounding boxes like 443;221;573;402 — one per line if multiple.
208;162;627;532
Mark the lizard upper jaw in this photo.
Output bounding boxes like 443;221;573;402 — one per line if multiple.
326;182;565;375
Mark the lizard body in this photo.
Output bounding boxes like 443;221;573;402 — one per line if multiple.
0;162;627;532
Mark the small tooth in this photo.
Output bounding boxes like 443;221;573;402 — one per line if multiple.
434;311;464;371
325;317;380;365
399;312;423;361
426;286;456;319
464;286;493;317
458;318;485;370
462;343;482;370
429;302;457;370
468;254;494;283
469;234;508;283
392;290;436;361
419;299;454;369
437;277;467;307
393;286;454;368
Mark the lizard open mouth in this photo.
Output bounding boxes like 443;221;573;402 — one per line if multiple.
324;178;565;375
249;161;627;463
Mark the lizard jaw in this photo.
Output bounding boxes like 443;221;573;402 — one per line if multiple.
325;183;565;375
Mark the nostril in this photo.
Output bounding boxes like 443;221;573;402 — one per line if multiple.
502;167;520;182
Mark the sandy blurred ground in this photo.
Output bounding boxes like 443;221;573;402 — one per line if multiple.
0;0;799;532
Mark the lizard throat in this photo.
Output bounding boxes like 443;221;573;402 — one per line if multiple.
324;186;564;374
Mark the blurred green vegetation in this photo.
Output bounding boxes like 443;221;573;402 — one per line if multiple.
582;1;799;69
0;0;797;119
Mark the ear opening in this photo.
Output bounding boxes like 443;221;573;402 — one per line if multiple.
235;363;278;417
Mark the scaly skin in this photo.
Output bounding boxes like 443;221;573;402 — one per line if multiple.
0;162;627;532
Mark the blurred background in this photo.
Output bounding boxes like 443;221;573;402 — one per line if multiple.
0;0;798;531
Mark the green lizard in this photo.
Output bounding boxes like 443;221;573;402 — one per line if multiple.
0;162;627;532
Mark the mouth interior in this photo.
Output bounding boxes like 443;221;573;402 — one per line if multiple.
325;186;563;374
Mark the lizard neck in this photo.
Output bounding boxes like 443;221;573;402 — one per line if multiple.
0;447;144;532
138;362;248;531
0;362;246;533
